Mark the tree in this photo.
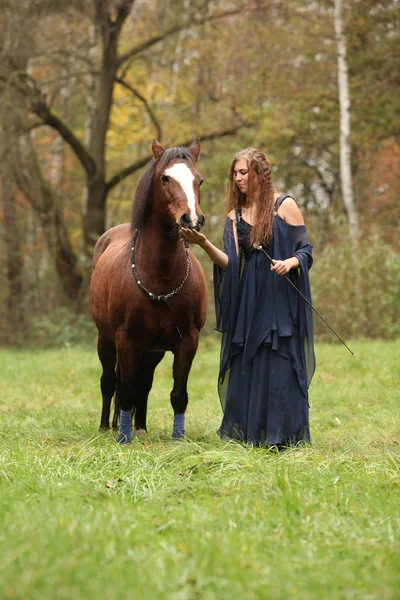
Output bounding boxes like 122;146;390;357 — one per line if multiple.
0;141;25;334
1;0;398;338
22;0;252;262
334;0;359;243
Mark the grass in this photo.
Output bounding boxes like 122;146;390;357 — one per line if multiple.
0;337;399;600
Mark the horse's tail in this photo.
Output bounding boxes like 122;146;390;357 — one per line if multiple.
111;358;121;430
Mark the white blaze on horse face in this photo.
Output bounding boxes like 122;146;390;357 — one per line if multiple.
164;163;197;225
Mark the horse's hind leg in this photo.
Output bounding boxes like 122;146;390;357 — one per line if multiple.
97;334;117;430
170;332;199;439
134;351;165;434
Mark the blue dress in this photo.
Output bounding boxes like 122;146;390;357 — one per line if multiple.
214;195;316;447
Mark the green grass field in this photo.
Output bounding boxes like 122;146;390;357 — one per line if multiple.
1;338;399;600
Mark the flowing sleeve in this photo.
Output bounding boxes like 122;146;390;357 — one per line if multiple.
292;227;316;388
213;218;239;383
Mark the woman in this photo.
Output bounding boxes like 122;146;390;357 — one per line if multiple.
181;148;315;447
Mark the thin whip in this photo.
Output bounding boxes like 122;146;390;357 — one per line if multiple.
258;246;355;356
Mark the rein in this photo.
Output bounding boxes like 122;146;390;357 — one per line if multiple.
130;228;191;312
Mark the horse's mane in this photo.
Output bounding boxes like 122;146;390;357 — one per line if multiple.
131;146;195;230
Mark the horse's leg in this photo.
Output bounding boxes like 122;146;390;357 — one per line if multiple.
170;332;199;439
97;334;117;431
111;362;121;431
115;331;138;444
133;351;165;434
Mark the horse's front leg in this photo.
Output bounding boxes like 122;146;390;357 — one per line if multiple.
170;331;199;439
133;351;165;434
115;331;138;444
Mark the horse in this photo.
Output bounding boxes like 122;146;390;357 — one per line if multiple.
89;139;208;443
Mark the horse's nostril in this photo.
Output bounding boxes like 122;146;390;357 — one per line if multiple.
195;215;205;231
181;213;192;226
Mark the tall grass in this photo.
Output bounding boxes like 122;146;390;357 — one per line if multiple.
0;338;399;599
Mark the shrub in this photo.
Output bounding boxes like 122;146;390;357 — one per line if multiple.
19;307;97;348
311;228;400;340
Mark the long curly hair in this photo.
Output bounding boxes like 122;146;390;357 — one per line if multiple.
226;148;276;246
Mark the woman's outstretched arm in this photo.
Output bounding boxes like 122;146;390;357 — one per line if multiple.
180;228;228;269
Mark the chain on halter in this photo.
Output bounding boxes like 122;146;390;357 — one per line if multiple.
130;229;191;309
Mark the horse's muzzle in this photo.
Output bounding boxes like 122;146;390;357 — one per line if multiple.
196;214;205;231
179;213;205;231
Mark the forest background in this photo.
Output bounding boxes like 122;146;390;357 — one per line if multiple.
0;0;399;347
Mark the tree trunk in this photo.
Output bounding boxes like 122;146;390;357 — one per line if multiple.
47;62;85;303
83;12;122;259
334;0;365;334
0;170;26;334
82;176;108;261
16;134;83;303
334;0;359;244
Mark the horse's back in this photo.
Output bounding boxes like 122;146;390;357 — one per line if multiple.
92;223;131;267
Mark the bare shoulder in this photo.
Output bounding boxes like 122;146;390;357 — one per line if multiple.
227;209;236;220
278;197;305;226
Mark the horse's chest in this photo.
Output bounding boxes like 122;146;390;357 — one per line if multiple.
127;302;191;349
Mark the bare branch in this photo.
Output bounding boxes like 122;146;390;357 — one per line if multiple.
27;120;46;131
115;77;162;141
1;70;97;175
94;0;135;45
117;7;258;68
114;0;135;29
176;126;243;149
105;125;242;191
106;155;153;191
31;98;96;176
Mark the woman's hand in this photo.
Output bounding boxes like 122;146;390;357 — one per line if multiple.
181;227;228;268
271;257;299;276
180;227;207;247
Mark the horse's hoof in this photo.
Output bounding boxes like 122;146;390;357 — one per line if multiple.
99;425;110;432
133;428;147;438
172;431;185;440
117;433;132;444
117;427;133;444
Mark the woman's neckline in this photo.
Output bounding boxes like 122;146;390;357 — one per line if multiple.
238;193;282;226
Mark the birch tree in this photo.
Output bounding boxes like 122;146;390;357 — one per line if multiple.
334;0;359;243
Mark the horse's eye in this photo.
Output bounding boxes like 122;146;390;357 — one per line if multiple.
199;179;204;187
161;175;170;183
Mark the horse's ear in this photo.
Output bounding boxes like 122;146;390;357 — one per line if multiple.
152;139;165;162
188;138;201;162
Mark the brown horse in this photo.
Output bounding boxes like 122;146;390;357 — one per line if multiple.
89;139;208;443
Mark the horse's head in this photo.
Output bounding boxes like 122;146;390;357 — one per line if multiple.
152;139;205;232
